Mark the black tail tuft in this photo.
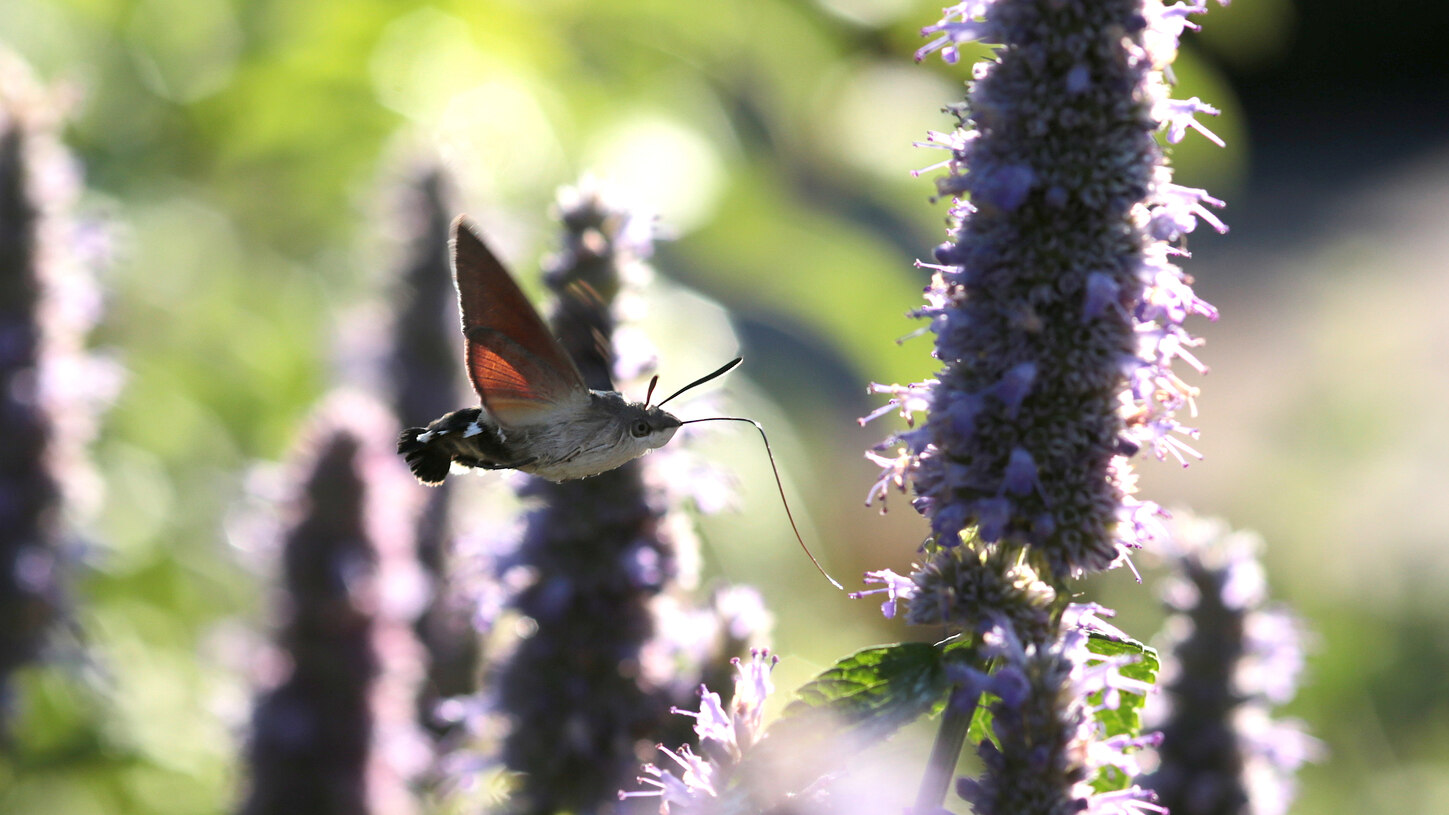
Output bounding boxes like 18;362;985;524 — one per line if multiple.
398;428;451;485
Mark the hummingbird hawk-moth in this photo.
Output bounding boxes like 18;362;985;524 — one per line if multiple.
397;215;838;587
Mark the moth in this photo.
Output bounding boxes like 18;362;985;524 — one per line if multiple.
397;216;838;587
398;216;736;484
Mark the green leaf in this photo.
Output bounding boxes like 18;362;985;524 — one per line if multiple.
783;642;952;734
1085;631;1160;793
723;644;956;813
1084;631;1160;739
966;692;995;746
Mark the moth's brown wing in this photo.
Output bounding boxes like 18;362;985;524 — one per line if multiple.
451;216;588;427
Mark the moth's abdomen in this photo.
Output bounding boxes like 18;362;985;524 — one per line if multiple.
398;407;519;485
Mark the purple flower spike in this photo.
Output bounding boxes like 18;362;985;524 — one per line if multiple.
453;184;771;814
954;617;1167;815
1144;515;1323;815
854;3;1235;814
867;0;1226;579
240;395;430;815
0;50;115;731
380;167;482;742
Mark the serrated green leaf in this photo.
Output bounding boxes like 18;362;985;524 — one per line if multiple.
724;644;956;812
783;642;950;731
1084;631;1160;740
1085;631;1160;793
1084;632;1161;679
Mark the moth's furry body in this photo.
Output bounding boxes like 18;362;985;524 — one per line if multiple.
399;390;681;484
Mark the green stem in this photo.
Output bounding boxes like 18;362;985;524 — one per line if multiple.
914;684;979;812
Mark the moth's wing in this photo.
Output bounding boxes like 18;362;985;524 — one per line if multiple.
451;216;588;427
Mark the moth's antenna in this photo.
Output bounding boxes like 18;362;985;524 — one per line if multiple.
680;416;843;590
656;357;743;408
644;374;660;407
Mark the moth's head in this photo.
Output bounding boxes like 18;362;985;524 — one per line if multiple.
628;356;742;452
590;390;681;453
623;403;682;450
602;357;745;457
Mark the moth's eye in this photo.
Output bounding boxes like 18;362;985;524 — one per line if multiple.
630;420;652;438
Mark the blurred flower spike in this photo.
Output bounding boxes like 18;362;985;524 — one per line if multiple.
1145;515;1323;815
455;182;770;815
866;0;1229;579
0;47;117;728
239;393;429;815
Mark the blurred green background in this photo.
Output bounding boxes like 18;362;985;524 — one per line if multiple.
3;0;1448;812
